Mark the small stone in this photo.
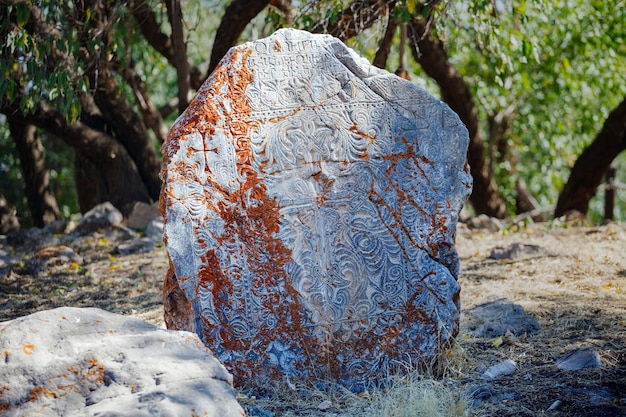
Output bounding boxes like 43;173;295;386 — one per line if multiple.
127;202;161;230
466;384;497;407
23;245;83;274
317;400;333;411
114;237;155;255
556;348;603;371
247;406;274;417
489;243;550;260
547;399;561;411
105;225;138;242
0;249;19;268
75;202;123;235
145;218;164;242
481;359;517;379
465;214;502;232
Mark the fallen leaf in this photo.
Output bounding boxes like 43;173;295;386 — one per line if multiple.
491;336;504;348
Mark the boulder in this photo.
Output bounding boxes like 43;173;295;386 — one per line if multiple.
0;307;244;416
161;29;472;391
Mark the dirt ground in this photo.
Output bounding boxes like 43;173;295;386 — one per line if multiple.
1;220;625;416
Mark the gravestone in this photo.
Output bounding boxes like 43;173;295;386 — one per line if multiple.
161;28;472;391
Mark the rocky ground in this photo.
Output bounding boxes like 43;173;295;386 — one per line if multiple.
1;218;625;416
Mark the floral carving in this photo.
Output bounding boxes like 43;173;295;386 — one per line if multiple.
161;29;472;392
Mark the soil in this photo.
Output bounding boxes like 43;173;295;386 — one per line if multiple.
1;221;625;416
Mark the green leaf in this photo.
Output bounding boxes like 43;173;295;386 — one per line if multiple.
407;0;416;15
16;3;30;28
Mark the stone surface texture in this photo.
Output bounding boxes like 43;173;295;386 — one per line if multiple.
161;29;472;391
0;307;244;417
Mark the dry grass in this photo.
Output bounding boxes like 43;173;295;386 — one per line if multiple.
366;376;469;417
2;221;625;416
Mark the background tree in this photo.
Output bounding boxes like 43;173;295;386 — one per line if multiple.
1;0;625;228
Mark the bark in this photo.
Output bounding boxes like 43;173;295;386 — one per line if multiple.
115;60;169;144
395;23;410;80
208;0;271;76
11;104;151;213
516;178;546;221
128;0;205;91
487;103;516;171
408;17;508;218
7;119;62;227
166;0;190;113
373;7;397;69
128;0;175;63
555;97;626;217
92;70;162;201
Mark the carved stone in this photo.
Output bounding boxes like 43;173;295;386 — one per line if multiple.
161;29;472;391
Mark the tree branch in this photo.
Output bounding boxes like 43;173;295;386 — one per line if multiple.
129;0;175;63
92;69;163;200
9;102;152;210
114;59;169;144
555;97;626;217
7;117;61;226
311;0;392;42
129;0;206;91
208;0;271;77
270;0;294;26
408;16;508;218
373;4;397;69
166;0;190;113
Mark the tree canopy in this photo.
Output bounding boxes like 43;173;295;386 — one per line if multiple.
1;0;625;228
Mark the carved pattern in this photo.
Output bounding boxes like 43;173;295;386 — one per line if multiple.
161;29;472;391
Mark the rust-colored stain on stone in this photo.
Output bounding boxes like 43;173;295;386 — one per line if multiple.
161;29;471;391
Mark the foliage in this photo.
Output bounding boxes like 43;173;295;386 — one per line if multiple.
0;120;26;219
442;0;626;216
1;0;625;224
0;119;78;225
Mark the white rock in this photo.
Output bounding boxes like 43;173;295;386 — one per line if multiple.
0;307;244;417
481;359;517;379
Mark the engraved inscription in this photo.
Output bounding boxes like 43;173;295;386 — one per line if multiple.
161;29;472;392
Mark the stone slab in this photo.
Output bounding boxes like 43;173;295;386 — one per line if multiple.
161;28;472;391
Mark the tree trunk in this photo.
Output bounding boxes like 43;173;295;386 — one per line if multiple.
7;118;62;227
93;70;163;201
555;97;626;217
408;17;508;218
14;104;152;213
373;8;398;69
208;0;271;76
166;0;190;113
